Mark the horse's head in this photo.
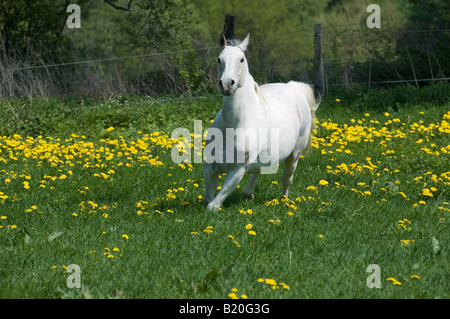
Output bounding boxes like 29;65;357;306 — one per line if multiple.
217;33;250;96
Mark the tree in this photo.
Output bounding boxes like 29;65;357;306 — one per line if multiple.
0;0;89;58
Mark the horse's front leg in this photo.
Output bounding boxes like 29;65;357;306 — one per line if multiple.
203;162;219;206
206;166;246;211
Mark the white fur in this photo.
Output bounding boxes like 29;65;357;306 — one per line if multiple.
204;34;318;211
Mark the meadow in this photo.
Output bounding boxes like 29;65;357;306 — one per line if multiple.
0;83;449;299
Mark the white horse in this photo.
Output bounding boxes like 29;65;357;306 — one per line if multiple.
203;33;318;211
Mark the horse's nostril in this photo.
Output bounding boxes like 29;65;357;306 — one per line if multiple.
230;80;235;86
219;80;223;87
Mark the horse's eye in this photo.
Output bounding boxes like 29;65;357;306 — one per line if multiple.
240;58;244;63
217;58;221;63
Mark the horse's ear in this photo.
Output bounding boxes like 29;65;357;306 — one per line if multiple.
238;33;250;52
220;33;227;47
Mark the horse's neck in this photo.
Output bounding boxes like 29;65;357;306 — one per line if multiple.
222;74;260;128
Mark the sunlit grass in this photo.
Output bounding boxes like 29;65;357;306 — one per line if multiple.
0;86;449;298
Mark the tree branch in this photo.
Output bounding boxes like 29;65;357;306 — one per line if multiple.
104;0;134;11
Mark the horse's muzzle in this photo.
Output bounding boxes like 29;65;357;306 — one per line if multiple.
219;79;235;96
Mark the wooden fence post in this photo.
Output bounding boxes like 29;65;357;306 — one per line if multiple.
314;24;324;98
219;15;235;46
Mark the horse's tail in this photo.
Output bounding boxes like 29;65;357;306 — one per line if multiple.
295;82;320;154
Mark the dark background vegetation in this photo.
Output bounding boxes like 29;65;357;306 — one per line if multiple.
0;0;449;98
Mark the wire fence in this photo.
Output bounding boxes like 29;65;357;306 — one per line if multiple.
2;17;449;98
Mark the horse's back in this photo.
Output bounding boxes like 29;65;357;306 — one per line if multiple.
259;81;313;109
258;81;313;124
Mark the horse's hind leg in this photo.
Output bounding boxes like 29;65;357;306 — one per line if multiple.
282;152;299;198
282;136;308;197
243;173;259;200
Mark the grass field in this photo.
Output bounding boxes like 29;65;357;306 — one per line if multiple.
0;83;449;298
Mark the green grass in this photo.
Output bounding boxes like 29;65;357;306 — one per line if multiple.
0;83;449;299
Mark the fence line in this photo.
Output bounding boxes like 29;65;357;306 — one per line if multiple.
3;15;448;99
9;45;222;72
7;25;449;72
327;77;450;86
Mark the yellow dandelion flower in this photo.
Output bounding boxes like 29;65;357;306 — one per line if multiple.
280;283;290;290
264;278;277;286
228;293;238;299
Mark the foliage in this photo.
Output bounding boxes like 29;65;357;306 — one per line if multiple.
0;0;449;97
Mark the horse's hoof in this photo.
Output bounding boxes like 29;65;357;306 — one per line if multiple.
206;203;220;212
243;193;255;200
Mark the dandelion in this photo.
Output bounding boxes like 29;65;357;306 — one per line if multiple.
318;180;329;186
421;188;433;197
280;283;290;290
228;293;238;299
387;277;401;285
248;230;256;236
264;278;277;286
203;226;213;234
410;275;420;279
245;223;253;230
400;239;414;246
